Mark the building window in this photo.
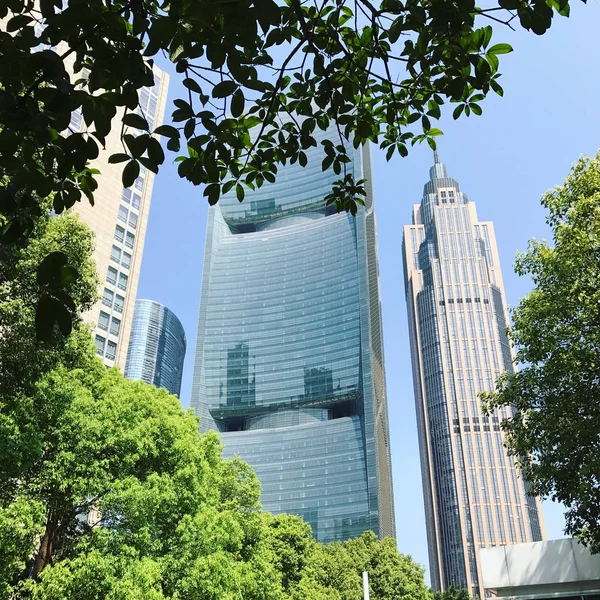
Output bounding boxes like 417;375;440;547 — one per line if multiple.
102;288;114;308
107;266;118;286
105;340;117;361
69;109;83;133
134;176;144;192
114;294;124;314
122;189;132;205
121;251;131;270
118;272;128;291
131;192;141;210
110;317;121;336
128;212;138;229
98;311;110;331
118;205;128;223
125;231;135;250
115;225;125;244
110;245;121;263
95;335;106;356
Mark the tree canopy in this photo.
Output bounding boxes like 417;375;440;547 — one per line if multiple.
483;153;600;553
0;0;578;229
0;0;581;337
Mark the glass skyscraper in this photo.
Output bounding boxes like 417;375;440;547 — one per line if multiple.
125;299;186;397
191;127;395;543
402;153;545;597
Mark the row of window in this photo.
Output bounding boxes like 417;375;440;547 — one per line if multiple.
107;266;128;291
98;311;121;336
122;188;141;210
118;205;139;229
115;225;135;249
111;245;131;269
95;334;117;361
102;288;125;313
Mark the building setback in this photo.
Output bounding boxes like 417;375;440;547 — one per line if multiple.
402;153;545;597
191;127;395;543
125;299;186;397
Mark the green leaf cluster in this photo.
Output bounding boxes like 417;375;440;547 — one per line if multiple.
483;152;600;553
0;0;579;248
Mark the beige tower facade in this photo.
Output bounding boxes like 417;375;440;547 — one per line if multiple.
71;67;169;369
402;154;545;598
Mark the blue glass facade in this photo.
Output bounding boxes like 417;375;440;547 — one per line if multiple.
125;299;186;397
191;128;395;542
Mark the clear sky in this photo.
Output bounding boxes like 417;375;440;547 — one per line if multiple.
137;2;600;580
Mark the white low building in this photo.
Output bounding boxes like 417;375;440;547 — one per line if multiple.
480;538;600;600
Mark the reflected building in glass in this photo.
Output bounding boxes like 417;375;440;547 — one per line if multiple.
191;128;395;542
402;153;545;597
125;299;186;397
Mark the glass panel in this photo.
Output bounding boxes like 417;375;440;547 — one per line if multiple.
118;272;128;291
106;267;118;285
105;341;117;361
121;252;131;270
110;245;121;263
121;189;132;205
114;225;125;243
128;212;138;229
98;311;110;331
118;205;128;223
134;177;144;192
102;288;114;307
125;232;135;249
95;334;106;355
110;317;121;336
114;294;124;314
131;193;141;210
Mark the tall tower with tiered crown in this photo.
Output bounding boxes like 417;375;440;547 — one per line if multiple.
402;153;545;597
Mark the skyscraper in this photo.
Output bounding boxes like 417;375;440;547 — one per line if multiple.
24;20;170;369
75;65;169;369
191;128;395;542
402;153;545;597
125;299;186;396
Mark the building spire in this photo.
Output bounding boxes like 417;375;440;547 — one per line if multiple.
429;146;447;180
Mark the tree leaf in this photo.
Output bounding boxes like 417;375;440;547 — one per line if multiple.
231;89;245;118
212;81;238;98
122;160;140;189
122;113;149;130
108;153;131;164
487;43;513;55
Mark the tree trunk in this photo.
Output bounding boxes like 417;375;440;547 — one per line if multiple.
30;512;59;579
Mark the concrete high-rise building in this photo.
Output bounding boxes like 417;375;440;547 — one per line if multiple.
191;127;395;543
19;17;170;369
402;153;545;597
73;66;169;369
125;299;186;396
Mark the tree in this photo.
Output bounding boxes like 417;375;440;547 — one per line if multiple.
1;365;291;599
0;0;577;231
0;0;580;338
483;152;600;553
433;584;472;600
295;531;432;600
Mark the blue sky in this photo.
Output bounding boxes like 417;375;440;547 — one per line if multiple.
137;3;600;578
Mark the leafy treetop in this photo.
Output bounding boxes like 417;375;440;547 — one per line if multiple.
483;152;600;553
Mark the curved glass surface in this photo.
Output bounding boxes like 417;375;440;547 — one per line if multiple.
125;299;186;397
191;125;395;542
221;417;369;542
